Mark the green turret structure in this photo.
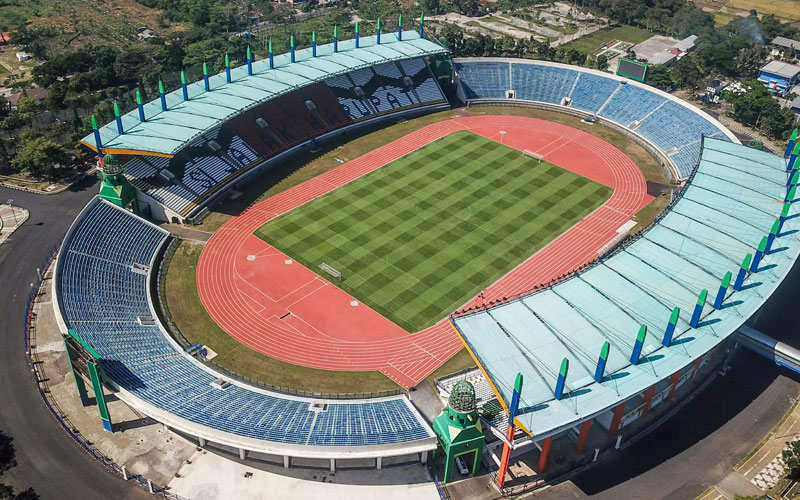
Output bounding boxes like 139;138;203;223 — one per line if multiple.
98;154;139;213
433;380;485;483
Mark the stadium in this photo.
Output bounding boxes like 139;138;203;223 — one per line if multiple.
44;20;800;495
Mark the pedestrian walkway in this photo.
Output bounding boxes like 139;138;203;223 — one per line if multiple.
0;203;29;244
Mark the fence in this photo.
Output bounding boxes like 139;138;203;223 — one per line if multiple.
154;237;404;400
24;239;191;500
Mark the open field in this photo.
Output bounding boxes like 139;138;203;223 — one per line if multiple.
726;0;800;21
255;130;612;332
164;240;400;393
561;25;653;53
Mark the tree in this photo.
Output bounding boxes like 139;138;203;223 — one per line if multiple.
10;136;70;180
784;439;800;480
647;65;673;90
596;54;608;71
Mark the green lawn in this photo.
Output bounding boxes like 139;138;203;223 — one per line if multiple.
255;130;612;332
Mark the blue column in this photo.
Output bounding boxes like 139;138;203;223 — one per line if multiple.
355;22;360;48
779;202;792;234
734;253;751;291
751;236;768;272
158;80;167;111
630;325;647;365
91;115;104;159
136;90;145;122
113;102;123;134
787;171;798;187
377;18;382;44
786;186;796;203
398;15;403;40
181;71;188;101
420;13;425;38
786;129;798;158
225;53;231;83
713;271;731;309
662;307;679;347
203;62;210;91
765;218;781;254
594;341;609;382
554;358;568;400
312;31;317;57
269;40;274;69
788;142;800;171
290;35;295;63
247;46;253;75
334;25;338;53
689;289;707;328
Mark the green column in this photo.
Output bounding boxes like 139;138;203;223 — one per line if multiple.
87;361;113;432
62;336;89;406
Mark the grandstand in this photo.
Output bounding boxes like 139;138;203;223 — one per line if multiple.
453;58;737;180
82;32;448;223
452;138;800;469
53;198;436;465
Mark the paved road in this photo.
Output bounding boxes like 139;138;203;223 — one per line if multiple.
536;253;800;500
0;181;149;499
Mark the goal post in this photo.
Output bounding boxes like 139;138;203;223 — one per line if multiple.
522;149;544;162
319;262;343;281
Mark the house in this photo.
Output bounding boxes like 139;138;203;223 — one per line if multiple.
672;35;697;57
15;51;31;62
6;88;48;110
772;36;800;59
789;95;800;119
758;60;800;95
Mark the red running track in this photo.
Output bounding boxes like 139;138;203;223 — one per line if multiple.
196;116;653;388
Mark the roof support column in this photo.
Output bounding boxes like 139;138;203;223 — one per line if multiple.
734;254;751;291
198;436;206;447
113;102;123;134
203;62;210;91
377;18;382;45
239;448;246;460
87;360;112;432
765;219;781;254
689;289;707;328
398;15;403;40
334;25;338;53
662;307;679;347
283;456;291;468
594;341;609;382
537;436;553;471
630;325;647;364
641;385;657;418
575;419;592;454
608;401;626;437
376;456;382;470
181;71;188;101
779;202;792;234
312;31;317;57
225;53;231;83
785;128;798;158
788;142;800;170
497;373;523;490
91;115;104;159
330;458;336;473
420;13;425;38
158;80;167;111
420;450;428;464
713;271;731;310
355;22;360;48
247;46;253;75
136;90;145;122
751;236;768;272
554;358;568;400
290;35;295;63
269;40;274;69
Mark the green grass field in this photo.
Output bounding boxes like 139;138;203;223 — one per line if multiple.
255;131;612;332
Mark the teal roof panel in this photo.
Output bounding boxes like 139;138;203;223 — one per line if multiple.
453;138;800;438
83;31;446;156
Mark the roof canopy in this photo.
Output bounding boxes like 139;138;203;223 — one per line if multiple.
82;31;446;157
452;138;798;438
760;60;800;79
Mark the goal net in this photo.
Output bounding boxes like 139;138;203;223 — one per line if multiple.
319;262;343;281
523;149;544;162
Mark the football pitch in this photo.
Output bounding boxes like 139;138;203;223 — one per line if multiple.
254;131;612;332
